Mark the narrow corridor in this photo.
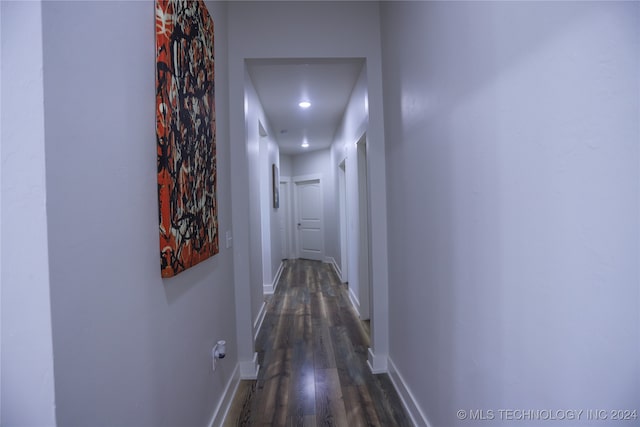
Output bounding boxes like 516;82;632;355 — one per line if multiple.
224;259;411;426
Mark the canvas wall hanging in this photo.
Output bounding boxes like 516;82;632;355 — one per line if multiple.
155;0;219;277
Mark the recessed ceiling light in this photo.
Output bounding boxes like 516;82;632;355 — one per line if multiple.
301;141;309;148
298;101;311;109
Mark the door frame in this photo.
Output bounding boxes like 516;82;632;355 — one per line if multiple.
292;174;324;260
356;135;371;320
279;176;293;260
231;58;390;376
338;159;348;283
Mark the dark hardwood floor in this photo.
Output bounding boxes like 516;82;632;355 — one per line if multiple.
224;259;412;427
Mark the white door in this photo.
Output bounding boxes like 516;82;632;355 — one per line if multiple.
295;179;323;261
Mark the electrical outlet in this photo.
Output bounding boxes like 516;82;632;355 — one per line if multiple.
211;340;226;373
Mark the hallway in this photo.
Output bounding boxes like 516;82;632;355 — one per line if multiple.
224;260;411;426
4;1;638;425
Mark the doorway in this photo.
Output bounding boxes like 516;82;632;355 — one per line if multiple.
338;159;348;283
279;178;291;260
294;177;324;261
356;135;371;320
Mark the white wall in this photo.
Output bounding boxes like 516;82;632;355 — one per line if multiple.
329;65;369;316
268;129;282;284
244;72;268;320
380;2;639;426
228;0;389;372
292;148;331;177
0;2;57;424
291;149;337;264
0;0;2;416
279;154;293;177
40;1;237;425
245;70;283;304
278;154;294;261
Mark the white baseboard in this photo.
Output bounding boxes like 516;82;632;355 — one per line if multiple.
257;261;284;340
208;363;240;427
273;260;285;293
262;282;272;294
263;261;285;295
323;256;343;282
367;347;388;374
254;300;267;342
239;352;259;380
388;357;432;427
348;286;360;317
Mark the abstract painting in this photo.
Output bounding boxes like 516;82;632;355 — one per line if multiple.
155;0;218;278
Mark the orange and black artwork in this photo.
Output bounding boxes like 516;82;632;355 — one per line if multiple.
155;0;218;278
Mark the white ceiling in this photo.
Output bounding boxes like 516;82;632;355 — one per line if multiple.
246;58;365;156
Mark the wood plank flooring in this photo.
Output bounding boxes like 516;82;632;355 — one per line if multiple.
224;259;412;427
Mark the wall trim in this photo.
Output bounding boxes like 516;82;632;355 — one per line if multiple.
324;256;343;282
388;357;432;427
253;300;267;342
263;260;285;295
239;352;260;380
262;283;273;295
292;173;323;184
257;261;284;341
208;363;240;427
367;347;388;374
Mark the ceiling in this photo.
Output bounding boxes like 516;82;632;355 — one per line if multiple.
246;58;365;156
